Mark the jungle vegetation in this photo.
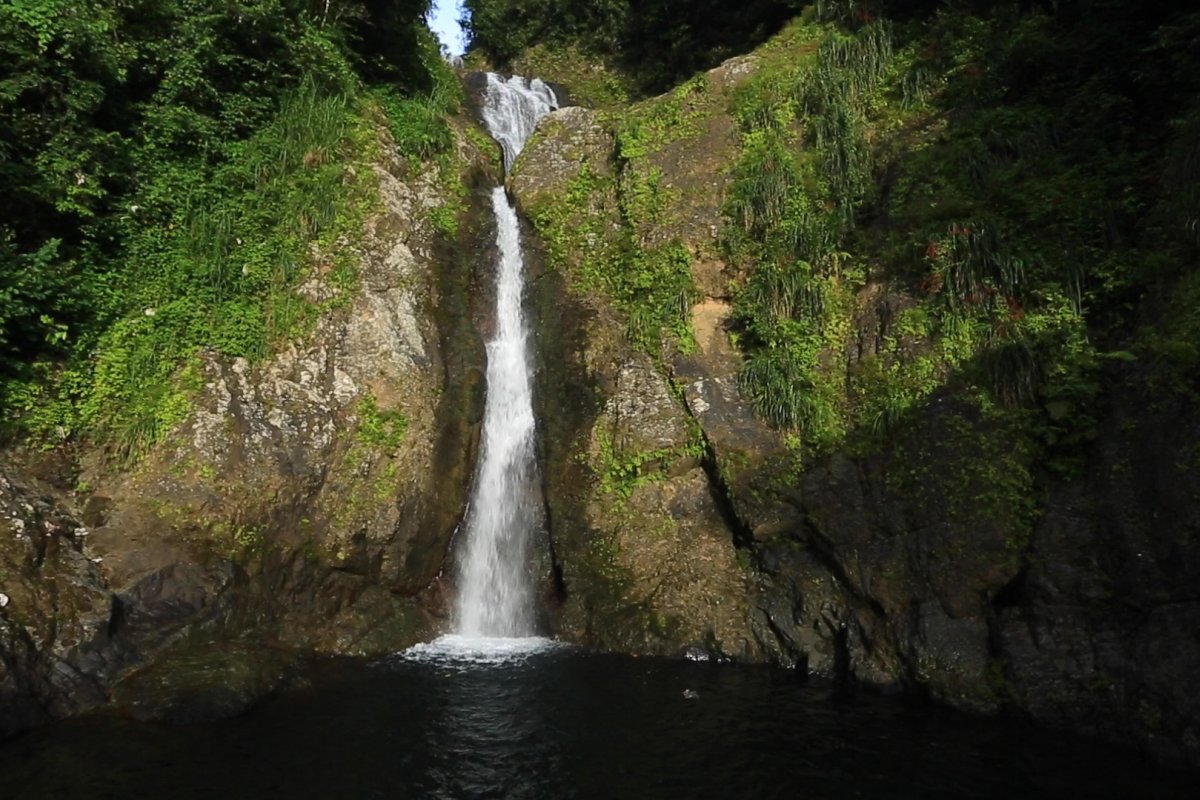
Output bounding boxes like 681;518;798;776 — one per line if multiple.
0;0;461;458
724;0;1200;461
468;0;1200;468
461;0;806;95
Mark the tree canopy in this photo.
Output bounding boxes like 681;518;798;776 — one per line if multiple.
0;0;450;451
462;0;805;94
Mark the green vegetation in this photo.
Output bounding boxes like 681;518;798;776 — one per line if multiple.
0;0;459;459
725;17;888;443
594;420;705;499
509;0;1198;539
720;2;1200;477
614;76;709;160
331;394;411;533
463;0;804;96
886;406;1039;550
511;43;632;110
527;73;749;354
526;161;695;354
355;393;409;452
371;59;466;237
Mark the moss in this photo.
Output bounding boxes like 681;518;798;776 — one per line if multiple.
354;392;408;453
463;123;503;176
1138;268;1200;397
594;422;705;499
526;162;696;355
512;43;634;110
887;405;1039;553
613;75;710;160
526;164;618;285
426;117;501;240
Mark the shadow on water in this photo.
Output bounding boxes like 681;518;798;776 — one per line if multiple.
1;647;1197;799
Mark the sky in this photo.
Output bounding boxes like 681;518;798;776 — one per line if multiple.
427;0;466;56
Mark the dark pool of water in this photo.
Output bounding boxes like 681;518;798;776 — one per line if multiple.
1;639;1195;799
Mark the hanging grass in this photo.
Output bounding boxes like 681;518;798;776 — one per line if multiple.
740;342;846;443
725;19;892;440
740;261;827;328
728;129;803;239
73;79;376;461
933;222;1026;308
978;338;1040;408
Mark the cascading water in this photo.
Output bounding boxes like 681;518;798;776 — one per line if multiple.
479;74;558;172
452;74;558;641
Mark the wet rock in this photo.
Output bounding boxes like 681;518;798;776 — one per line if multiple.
0;461;114;732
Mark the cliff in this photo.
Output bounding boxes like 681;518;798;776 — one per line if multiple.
0;119;505;731
506;9;1200;764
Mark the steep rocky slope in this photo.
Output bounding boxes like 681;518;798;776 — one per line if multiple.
0;122;503;733
507;17;1200;765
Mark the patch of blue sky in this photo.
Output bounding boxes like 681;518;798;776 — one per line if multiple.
427;0;466;56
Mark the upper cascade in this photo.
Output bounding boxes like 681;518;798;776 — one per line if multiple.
479;73;559;172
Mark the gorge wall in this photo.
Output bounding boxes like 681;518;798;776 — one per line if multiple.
505;12;1200;765
0;120;504;731
1;0;1197;775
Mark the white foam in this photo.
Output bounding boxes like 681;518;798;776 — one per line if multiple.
397;634;564;666
480;73;559;171
453;188;543;638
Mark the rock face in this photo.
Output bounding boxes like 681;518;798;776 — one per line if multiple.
537;332;759;656
0;461;112;733
514;68;774;659
996;393;1200;764
2;50;1197;773
0;124;503;734
511;52;1200;768
744;385;1200;764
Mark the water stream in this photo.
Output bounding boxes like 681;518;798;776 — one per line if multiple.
454;73;558;640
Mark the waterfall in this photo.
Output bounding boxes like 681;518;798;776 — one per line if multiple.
479;74;558;173
455;74;558;639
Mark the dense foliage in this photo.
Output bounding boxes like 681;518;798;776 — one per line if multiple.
502;0;1199;491
462;0;805;95
0;0;460;456
714;0;1200;470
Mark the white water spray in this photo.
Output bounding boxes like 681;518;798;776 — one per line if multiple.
479;74;558;172
454;74;558;640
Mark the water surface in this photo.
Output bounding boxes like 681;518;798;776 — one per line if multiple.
2;645;1194;799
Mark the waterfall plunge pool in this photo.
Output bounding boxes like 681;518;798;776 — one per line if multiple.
1;646;1194;799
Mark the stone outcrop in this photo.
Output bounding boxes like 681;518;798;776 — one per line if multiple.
511;51;1200;767
0;123;503;734
513;66;775;659
743;380;1200;764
